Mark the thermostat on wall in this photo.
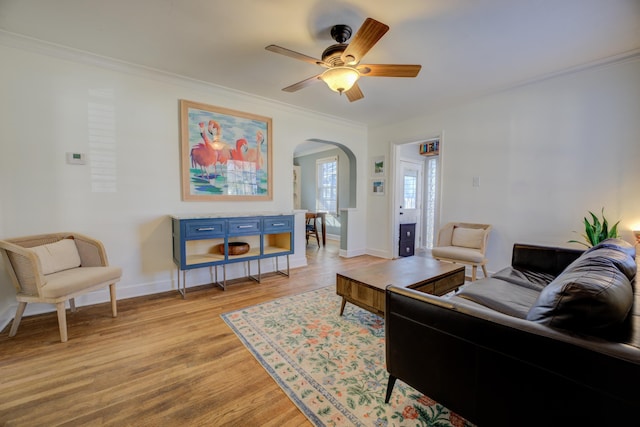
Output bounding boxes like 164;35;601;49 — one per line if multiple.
66;152;86;165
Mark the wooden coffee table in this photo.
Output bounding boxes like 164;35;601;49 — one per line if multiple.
336;257;465;317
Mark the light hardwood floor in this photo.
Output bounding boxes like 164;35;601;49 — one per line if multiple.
0;241;390;426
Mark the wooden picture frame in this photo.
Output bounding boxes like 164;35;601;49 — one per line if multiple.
180;99;273;201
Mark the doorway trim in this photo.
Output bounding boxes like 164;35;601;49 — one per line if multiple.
388;133;444;258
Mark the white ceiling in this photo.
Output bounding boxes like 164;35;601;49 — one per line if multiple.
1;0;639;126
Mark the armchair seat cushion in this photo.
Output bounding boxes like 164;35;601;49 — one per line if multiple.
432;246;485;263
41;266;122;299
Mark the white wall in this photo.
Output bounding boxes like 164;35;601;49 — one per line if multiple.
0;36;369;325
2;32;639;328
368;56;640;270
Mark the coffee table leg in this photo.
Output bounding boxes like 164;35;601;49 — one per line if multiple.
339;297;347;316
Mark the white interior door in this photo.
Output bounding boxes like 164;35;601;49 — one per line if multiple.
395;160;423;254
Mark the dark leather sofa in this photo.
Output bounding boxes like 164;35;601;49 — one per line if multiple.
384;239;639;427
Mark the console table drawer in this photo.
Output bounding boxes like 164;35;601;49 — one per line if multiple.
185;220;226;238
228;219;261;235
263;216;293;233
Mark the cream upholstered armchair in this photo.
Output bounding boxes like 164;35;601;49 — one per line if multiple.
431;222;492;281
0;232;122;342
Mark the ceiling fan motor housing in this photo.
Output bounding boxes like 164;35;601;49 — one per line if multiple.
322;44;348;66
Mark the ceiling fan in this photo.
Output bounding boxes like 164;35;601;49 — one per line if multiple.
265;17;421;102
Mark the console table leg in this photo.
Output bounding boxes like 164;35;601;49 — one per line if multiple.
222;264;227;290
285;255;289;276
213;265;225;291
247;259;261;283
274;255;291;277
178;269;186;299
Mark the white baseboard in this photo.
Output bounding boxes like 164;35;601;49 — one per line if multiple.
365;248;393;259
339;248;366;258
0;254;309;332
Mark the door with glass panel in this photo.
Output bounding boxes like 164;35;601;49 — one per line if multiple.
395;160;423;256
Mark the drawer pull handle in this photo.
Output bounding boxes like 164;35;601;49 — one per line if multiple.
237;225;253;229
272;223;285;226
197;227;215;231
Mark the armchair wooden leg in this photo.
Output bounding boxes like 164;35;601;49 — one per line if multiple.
109;283;117;317
9;302;27;337
69;298;76;312
481;265;488;279
56;302;68;343
471;265;477;281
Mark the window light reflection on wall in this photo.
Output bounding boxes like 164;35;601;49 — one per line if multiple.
88;88;117;193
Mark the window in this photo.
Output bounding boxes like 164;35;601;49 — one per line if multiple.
425;156;439;249
403;174;417;209
316;156;338;214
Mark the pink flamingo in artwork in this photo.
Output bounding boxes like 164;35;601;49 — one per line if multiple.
245;130;265;170
230;138;248;160
190;121;219;179
203;120;239;169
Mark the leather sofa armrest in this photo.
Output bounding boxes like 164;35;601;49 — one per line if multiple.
511;243;583;276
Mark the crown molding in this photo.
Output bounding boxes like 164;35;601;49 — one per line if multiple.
0;30;367;129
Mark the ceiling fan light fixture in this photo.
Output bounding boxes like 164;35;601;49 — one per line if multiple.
320;67;360;94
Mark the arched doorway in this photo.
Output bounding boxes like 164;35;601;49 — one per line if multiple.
293;139;357;248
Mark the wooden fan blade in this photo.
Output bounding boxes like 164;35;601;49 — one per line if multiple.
282;74;322;92
341;18;389;65
358;64;422;77
265;45;329;68
345;83;364;102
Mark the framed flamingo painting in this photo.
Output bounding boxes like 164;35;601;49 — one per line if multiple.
179;100;273;201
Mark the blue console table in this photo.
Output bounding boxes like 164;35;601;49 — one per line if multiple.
171;213;294;297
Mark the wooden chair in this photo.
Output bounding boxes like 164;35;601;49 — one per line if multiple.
431;223;491;281
305;214;320;247
0;232;122;342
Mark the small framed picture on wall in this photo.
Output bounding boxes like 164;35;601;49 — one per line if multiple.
371;178;385;196
371;156;385;177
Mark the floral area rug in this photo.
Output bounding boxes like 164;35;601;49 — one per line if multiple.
221;286;473;427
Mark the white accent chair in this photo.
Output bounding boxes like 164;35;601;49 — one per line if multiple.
0;232;122;342
431;223;491;281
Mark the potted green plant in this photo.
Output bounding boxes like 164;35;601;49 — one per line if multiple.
569;208;620;248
